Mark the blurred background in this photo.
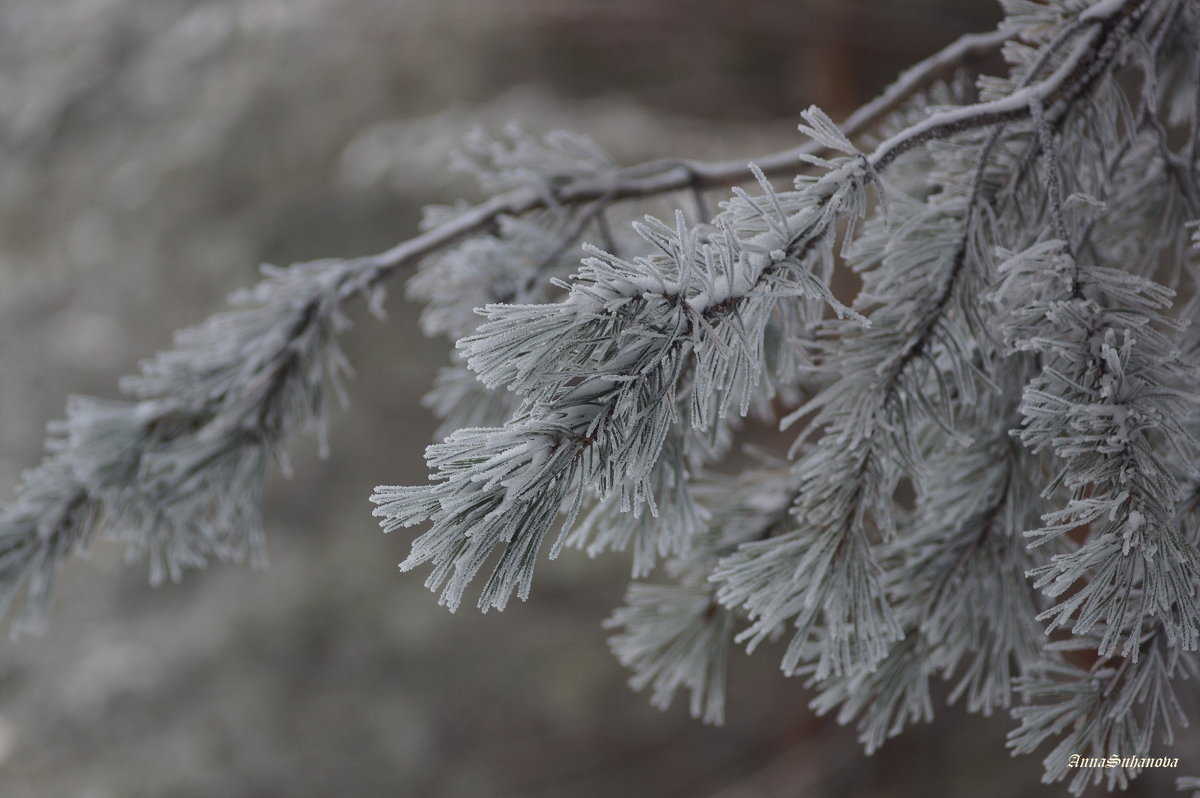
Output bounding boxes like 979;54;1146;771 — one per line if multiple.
0;1;1192;796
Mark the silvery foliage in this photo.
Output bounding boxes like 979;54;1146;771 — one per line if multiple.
1;258;382;630
372;125;871;612
3;0;1200;792
375;0;1200;791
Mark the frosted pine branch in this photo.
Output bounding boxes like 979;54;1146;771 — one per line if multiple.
378;0;1148;617
0;24;1001;626
606;462;801;725
4;1;1200;793
807;362;1050;751
374;158;877;611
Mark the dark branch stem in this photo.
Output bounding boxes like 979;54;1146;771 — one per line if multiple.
336;28;1013;291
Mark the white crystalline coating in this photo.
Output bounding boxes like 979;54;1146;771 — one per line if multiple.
372;10;1200;777
4;1;1198;793
378;115;879;617
3;254;380;619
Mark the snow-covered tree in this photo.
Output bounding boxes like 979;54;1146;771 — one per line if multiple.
3;0;1199;792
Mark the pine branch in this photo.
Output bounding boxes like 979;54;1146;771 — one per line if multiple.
1009;628;1198;794
808;368;1051;751
1007;452;1200;794
6;3;1200;794
996;187;1200;659
378;0;1161;650
373;159;875;611
0;24;1013;629
604;462;800;725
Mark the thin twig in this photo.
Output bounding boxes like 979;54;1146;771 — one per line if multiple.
343;28;1014;290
